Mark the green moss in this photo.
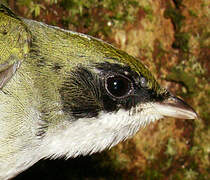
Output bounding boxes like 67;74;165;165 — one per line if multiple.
173;0;183;9
17;0;45;17
199;96;210;125
199;31;210;48
143;5;154;21
164;7;185;31
165;138;177;156
172;32;190;52
172;172;184;180
188;9;198;17
16;0;139;37
59;0;139;36
166;68;196;95
184;169;199;180
163;3;194;53
141;168;164;180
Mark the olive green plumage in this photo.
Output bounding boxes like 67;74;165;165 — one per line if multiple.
0;5;30;86
24;16;161;91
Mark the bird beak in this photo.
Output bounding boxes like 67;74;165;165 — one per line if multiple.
154;96;198;119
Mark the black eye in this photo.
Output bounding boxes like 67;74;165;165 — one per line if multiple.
105;75;132;98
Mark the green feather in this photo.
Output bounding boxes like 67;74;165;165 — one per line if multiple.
0;4;31;88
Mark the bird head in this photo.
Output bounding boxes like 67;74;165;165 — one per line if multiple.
38;31;197;158
59;41;196;121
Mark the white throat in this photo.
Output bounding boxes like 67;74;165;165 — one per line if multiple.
42;104;163;159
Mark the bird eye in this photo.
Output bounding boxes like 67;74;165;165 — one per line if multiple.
105;75;132;98
140;77;148;88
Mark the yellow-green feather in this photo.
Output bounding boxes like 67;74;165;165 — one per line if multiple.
0;5;30;70
22;17;162;93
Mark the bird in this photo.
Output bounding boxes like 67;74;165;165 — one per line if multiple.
0;4;197;179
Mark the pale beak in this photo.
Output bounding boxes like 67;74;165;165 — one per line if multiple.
154;96;198;119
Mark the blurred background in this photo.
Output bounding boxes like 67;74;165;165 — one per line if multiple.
2;0;210;179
